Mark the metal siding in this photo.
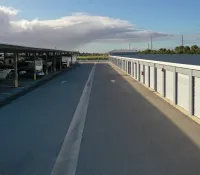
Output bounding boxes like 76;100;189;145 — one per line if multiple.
124;60;125;71
145;66;148;86
194;77;200;117
135;63;137;79
150;67;155;89
157;68;163;94
193;70;200;78
140;64;144;83
128;62;130;74
128;62;131;74
177;73;189;111
166;70;174;101
132;62;134;77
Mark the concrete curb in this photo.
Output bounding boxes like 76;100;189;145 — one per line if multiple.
0;66;77;108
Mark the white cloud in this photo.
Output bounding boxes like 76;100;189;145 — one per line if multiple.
0;5;171;52
0;6;19;15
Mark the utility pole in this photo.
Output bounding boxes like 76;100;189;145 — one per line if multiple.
129;44;130;50
181;34;184;47
181;34;184;53
151;36;153;50
148;43;149;50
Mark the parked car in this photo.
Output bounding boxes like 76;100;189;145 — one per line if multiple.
0;69;14;80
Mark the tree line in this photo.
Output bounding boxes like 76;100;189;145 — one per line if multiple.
79;52;108;56
139;45;200;54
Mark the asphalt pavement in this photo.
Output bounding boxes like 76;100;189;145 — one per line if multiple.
75;63;200;175
0;63;93;175
1;63;200;175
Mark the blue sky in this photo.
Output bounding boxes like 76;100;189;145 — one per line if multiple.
1;0;200;52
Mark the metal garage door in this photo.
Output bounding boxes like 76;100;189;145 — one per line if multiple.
194;77;200;117
124;61;126;71
166;70;174;101
126;61;128;73
127;61;129;73
157;68;163;95
128;62;131;75
150;67;155;89
134;63;137;79
132;62;134;77
140;64;144;83
145;65;149;86
177;73;189;111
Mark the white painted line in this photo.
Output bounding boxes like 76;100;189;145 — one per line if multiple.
111;80;116;83
51;64;96;175
61;81;67;84
2;93;11;95
20;82;32;84
0;85;14;88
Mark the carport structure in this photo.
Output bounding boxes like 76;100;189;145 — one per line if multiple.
0;44;78;87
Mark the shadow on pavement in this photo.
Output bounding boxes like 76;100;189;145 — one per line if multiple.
76;63;200;175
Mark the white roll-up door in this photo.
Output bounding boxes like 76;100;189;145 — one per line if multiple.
145;65;148;86
124;61;126;71
140;64;144;83
165;70;174;101
177;73;189;111
194;77;200;118
127;61;129;74
132;62;134;77
150;67;155;89
128;62;131;75
157;68;163;95
134;63;137;79
126;61;128;73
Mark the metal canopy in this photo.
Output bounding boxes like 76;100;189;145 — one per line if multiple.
0;43;79;54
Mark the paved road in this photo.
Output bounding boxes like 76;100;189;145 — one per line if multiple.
1;63;200;175
0;64;93;175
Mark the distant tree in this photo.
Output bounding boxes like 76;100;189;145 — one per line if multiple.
166;49;172;54
191;45;198;51
170;50;175;54
158;48;166;54
137;45;200;54
175;46;184;54
183;46;191;54
175;46;180;53
197;49;200;54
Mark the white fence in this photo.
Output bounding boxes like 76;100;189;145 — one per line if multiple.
109;55;200;118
